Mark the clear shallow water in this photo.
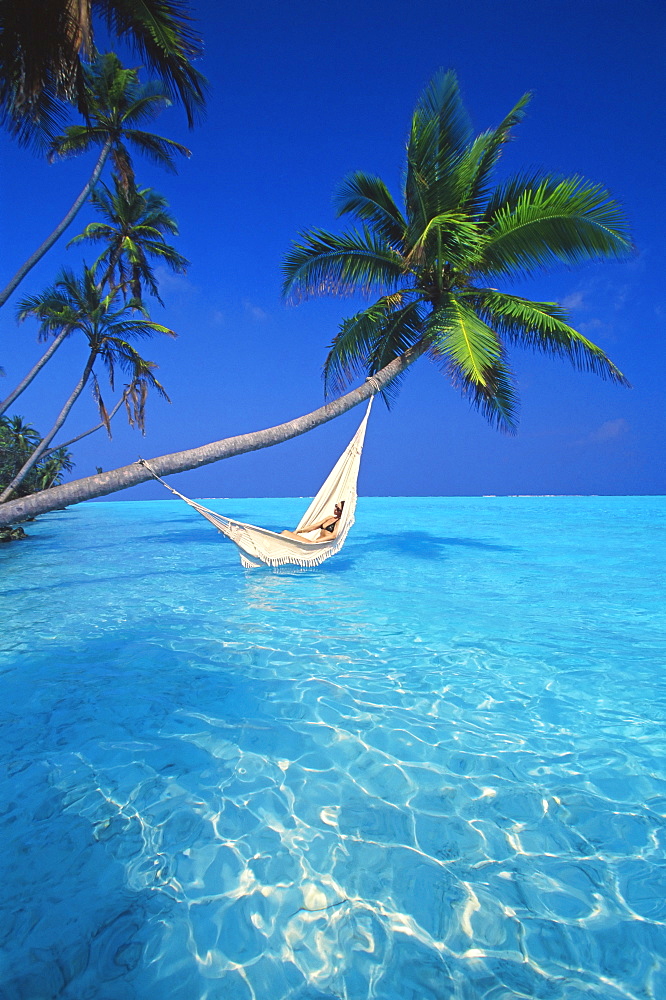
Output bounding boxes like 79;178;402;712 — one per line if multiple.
1;495;665;1000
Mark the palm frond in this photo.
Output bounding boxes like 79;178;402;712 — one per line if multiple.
333;171;406;245
481;176;632;278
67;222;115;247
405;211;485;272
323;294;424;404
96;0;207;127
366;301;427;407
121;129;191;168
405;69;473;226
481;168;554;221
465;288;630;385
48;124;105;160
282;228;406;302
116;89;172;125
91;372;114;437
426;298;519;431
109;318;178;339
462;92;532;213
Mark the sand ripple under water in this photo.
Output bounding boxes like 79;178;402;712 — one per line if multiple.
1;496;664;999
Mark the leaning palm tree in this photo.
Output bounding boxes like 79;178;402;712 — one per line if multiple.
0;0;206;143
68;174;189;304
0;53;191;311
0;264;175;501
0;71;633;527
283;70;631;428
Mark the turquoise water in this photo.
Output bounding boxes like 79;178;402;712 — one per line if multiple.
1;496;665;1000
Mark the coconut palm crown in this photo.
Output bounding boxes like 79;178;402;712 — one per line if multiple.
283;70;632;430
68;175;189;305
0;53;190;313
0;263;176;501
49;53;191;188
0;0;206;143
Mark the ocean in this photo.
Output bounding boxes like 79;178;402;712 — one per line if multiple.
1;495;664;999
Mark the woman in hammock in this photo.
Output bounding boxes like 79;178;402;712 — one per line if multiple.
281;502;345;543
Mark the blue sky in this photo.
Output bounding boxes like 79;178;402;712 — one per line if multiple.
1;0;664;499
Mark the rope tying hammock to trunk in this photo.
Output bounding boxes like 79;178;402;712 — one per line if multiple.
140;397;373;568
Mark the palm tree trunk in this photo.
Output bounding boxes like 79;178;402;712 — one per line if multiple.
0;141;112;310
0;224;120;419
39;387;130;458
0;344;424;525
0;349;97;502
0;326;72;417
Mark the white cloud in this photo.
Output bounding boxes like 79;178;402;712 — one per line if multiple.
561;290;586;310
579;317;605;335
152;265;199;298
580;418;629;445
243;299;269;321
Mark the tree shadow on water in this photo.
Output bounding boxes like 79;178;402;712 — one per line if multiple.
356;530;519;561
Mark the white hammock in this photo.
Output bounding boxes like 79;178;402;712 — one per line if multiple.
144;398;373;568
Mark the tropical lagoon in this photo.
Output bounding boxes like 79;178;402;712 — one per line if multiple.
1;494;664;999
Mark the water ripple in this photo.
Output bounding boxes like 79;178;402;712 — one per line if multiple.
1;496;665;998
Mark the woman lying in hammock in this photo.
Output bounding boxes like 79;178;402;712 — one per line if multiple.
281;502;345;543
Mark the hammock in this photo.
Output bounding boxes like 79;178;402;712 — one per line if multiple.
143;398;373;568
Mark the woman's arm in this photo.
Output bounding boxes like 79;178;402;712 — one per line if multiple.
297;517;327;533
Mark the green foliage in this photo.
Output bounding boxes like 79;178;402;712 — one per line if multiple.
48;53;191;188
17;263;176;433
283;69;632;430
68;174;189;305
0;0;206;146
0;416;74;496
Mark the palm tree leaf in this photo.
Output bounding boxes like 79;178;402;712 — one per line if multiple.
282;228;406;302
406;211;485;272
110;318;178;339
366;301;427;407
323;294;424;402
115;89;172;125
67;222;115;246
481;176;632;277
458;358;518;433
405;69;473;228
48;124;108;160
465;288;630;385
96;0;207;127
120;129;191;171
427;299;501;383
426;298;519;431
0;0;82;145
481;168;554;220
333;171;406;245
462;92;532;213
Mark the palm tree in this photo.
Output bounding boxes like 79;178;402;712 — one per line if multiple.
0;414;73;497
0;346;411;524
0;0;206;143
0;53;191;311
282;70;631;427
39;379;147;457
68;174;189;304
0;414;41;456
0;264;175;501
0;71;633;526
33;447;75;491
